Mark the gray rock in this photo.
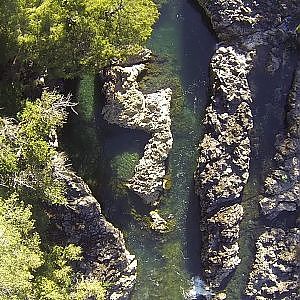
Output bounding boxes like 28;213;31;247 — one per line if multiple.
259;63;300;219
102;51;173;204
195;0;300;295
203;204;244;290
195;46;254;212
246;228;300;299
46;172;137;300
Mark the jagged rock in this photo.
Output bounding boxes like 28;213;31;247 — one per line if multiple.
196;0;300;295
260;63;300;219
194;45;254;293
149;210;169;233
102;51;173;204
46;172;137;300
195;46;254;212
198;0;300;41
203;204;244;290
246;228;300;299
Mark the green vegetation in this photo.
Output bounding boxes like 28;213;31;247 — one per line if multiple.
0;94;106;300
110;152;140;196
0;0;160;297
0;0;159;78
0;91;70;205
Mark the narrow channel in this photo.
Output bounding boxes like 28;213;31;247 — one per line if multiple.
63;0;216;299
98;1;216;299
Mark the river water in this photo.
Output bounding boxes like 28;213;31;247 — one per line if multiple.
96;1;216;299
62;1;298;299
63;0;216;298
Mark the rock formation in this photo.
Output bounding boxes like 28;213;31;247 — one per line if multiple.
203;204;244;289
102;51;173;204
195;46;254;212
260;63;300;219
46;171;137;300
246;228;300;299
194;45;254;291
245;57;299;300
196;0;300;296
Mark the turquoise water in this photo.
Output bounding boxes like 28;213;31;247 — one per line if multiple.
63;0;216;298
96;1;216;299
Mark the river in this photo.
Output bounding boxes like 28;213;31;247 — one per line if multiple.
63;0;216;298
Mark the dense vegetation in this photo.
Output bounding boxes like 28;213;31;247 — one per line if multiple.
0;0;159;298
0;0;158;78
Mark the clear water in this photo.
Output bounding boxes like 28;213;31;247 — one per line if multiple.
96;1;216;299
63;1;298;299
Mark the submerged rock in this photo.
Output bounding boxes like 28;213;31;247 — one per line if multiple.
246;228;300;299
46;172;137;300
149;210;169;233
259;63;300;219
102;51;173;204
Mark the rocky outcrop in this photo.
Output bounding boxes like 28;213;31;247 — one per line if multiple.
195;46;254;212
196;0;300;295
260;63;300;219
246;228;300;299
203;204;244;289
47;172;137;300
102;51;173;204
199;0;299;41
194;45;254;290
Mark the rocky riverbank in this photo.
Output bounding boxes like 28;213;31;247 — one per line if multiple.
196;0;300;297
102;51;173;205
260;64;300;220
46;170;137;300
245;60;300;300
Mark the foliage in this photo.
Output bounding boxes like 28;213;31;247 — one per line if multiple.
111;152;140;180
0;91;106;299
0;91;73;204
34;245;105;300
0;0;159;78
0;193;43;300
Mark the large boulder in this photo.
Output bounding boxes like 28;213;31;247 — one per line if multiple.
102;51;173;204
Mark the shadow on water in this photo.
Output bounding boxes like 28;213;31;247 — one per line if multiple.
180;0;216;280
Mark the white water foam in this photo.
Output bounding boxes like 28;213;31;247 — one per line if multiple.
185;276;213;300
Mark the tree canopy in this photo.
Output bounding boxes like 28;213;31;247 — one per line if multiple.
0;0;159;78
0;92;105;300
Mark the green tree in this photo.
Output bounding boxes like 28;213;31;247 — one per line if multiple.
0;0;159;78
0;91;73;204
0;92;106;299
0;193;42;300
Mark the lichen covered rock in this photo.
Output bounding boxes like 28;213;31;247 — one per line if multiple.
102;51;173;204
195;46;254;211
194;46;254;292
246;228;300;299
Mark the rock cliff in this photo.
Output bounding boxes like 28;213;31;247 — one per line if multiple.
246;228;300;299
46;171;137;300
260;63;300;219
102;51;173;204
